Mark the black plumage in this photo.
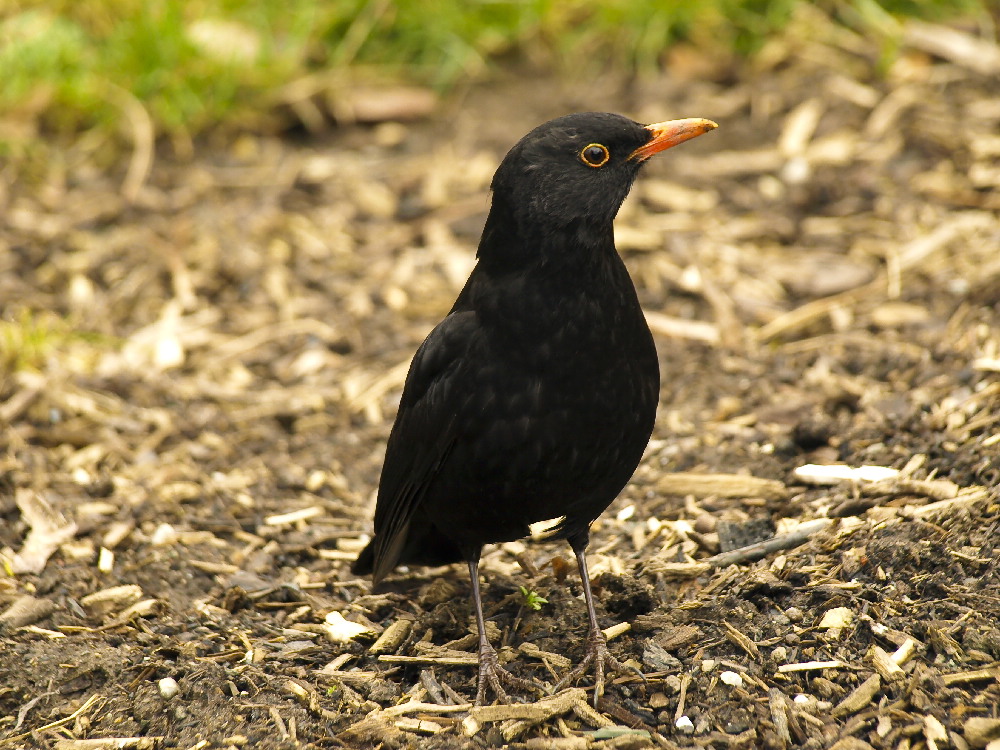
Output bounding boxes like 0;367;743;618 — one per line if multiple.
353;112;717;704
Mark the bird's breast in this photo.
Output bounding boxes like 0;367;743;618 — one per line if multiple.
464;275;658;486
417;256;660;544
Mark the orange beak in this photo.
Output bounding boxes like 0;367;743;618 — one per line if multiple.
629;118;718;162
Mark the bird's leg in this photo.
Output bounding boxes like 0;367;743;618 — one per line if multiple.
468;558;540;705
554;542;641;706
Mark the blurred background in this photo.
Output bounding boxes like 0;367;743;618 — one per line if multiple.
1;0;996;161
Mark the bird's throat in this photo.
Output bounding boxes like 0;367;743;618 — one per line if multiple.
478;198;619;276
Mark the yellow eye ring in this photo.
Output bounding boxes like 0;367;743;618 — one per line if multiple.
580;143;610;168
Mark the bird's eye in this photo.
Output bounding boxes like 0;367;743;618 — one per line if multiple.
580;143;610;168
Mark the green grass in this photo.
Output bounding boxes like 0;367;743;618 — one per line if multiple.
0;309;110;373
0;0;995;153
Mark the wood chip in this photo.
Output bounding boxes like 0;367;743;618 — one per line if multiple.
769;688;792;746
18;625;65;639
471;688;586;724
322;611;377;643
524;737;588;750
641;560;711;578
794;463;898;485
379;654;479;666
703;519;834;568
572;698;616;729
656;472;788;500
263;506;324;526
868;645;905;682
368;618;413;655
891;638;920;666
392;717;443;734
828;739;875;750
53;739;163;750
603;622;631;642
651;625;702;651
330;85;437;123
862;476;960;501
723;621;760;660
188;560;240;574
117;598;163;622
644;311;720;343
904;20;1000;75
964;717;1000;749
924;715;949;750
382;700;472;717
80;585;144;617
778;660;847;673
779;98;824;156
0;595;56;629
832;674;881;717
519;642;573;670
315;669;384;689
819;606;854;632
12;489;78;574
97;546;114;573
908;487;992;518
941;666;1000;686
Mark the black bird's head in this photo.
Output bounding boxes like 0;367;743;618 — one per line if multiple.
485;112;717;250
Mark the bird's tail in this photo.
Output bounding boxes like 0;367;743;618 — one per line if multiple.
350;521;466;583
351;540;376;576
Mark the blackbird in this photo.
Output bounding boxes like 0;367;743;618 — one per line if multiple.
353;112;717;705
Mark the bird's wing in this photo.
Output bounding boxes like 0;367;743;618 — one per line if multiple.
369;309;480;582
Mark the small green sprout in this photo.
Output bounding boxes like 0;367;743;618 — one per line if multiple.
518;586;548;611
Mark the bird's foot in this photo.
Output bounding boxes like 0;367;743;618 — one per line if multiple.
554;627;642;706
475;642;543;706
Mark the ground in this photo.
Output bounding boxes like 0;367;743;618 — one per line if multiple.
2;17;999;750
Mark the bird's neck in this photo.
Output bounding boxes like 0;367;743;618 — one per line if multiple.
460;203;650;370
476;195;616;276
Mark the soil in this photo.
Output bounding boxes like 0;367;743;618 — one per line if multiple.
2;15;999;750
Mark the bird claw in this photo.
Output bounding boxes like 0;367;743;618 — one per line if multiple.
554;627;642;707
475;642;544;706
